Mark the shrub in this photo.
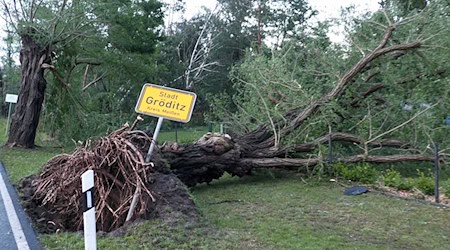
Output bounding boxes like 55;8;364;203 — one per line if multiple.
383;169;415;191
416;170;435;195
383;169;402;188
397;177;415;191
443;179;450;198
333;162;379;184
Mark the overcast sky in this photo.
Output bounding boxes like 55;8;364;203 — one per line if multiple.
165;0;380;43
0;0;380;64
171;0;379;20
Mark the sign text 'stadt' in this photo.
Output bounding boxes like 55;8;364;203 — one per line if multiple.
135;84;197;123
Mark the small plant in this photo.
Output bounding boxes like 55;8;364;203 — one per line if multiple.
415;170;435;195
383;169;402;188
443;179;450;198
333;162;379;184
397;177;415;191
383;169;415;191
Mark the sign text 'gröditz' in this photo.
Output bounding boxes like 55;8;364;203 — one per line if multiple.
135;84;197;123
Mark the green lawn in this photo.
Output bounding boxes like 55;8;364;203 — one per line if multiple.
193;172;450;249
39;172;450;249
1;118;450;249
158;127;207;144
0;118;64;183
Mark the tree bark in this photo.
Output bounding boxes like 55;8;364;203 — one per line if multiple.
162;133;432;187
6;35;50;148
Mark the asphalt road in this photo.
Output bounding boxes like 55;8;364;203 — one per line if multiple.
0;162;41;250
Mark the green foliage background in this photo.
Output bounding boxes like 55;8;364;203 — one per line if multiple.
1;0;449;151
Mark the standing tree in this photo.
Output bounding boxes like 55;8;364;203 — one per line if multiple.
159;0;316;122
0;28;20;115
42;0;164;142
1;0;88;147
1;0;164;147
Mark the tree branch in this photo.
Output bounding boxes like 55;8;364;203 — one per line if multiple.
366;102;438;145
281;25;421;137
350;84;385;107
41;63;69;87
242;154;433;168
82;72;107;92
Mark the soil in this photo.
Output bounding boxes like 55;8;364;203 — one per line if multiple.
375;186;450;207
18;169;199;234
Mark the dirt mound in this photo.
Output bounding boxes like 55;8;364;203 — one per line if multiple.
18;124;199;233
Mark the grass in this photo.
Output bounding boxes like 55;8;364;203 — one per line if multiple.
38;171;450;249
40;219;254;250
0;147;63;183
1;118;450;249
158;128;207;144
0;118;63;183
192;171;450;249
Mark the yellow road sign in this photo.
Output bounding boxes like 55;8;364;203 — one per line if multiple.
135;84;197;123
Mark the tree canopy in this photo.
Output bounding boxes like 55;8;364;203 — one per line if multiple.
0;0;448;155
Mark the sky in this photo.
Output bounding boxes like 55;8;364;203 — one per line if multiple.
178;0;379;20
165;0;380;43
0;0;380;63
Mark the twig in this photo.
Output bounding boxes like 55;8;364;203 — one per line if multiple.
366;102;438;145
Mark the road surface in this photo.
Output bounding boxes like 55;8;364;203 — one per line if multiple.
0;162;41;250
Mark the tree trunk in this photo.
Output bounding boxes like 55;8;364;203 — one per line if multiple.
6;35;50;148
161;133;433;187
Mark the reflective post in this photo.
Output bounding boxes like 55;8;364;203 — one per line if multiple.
81;170;96;250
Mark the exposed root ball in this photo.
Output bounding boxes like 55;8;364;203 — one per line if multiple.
25;126;155;232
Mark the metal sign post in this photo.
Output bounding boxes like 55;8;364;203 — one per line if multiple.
126;116;163;221
5;94;18;136
81;170;96;250
125;84;197;222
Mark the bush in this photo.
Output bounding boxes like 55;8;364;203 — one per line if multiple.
383;169;402;188
383;169;415;191
397;177;415;191
416;170;435;195
333;162;379;184
442;179;450;198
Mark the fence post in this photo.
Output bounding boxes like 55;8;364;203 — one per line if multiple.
434;143;440;203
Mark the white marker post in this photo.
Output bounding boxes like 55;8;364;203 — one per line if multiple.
81;170;96;250
5;94;18;136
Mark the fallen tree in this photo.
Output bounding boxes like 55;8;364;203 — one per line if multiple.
20;5;449;232
162;132;434;187
161;17;447;186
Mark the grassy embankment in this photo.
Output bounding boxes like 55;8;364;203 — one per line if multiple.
0;118;449;249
